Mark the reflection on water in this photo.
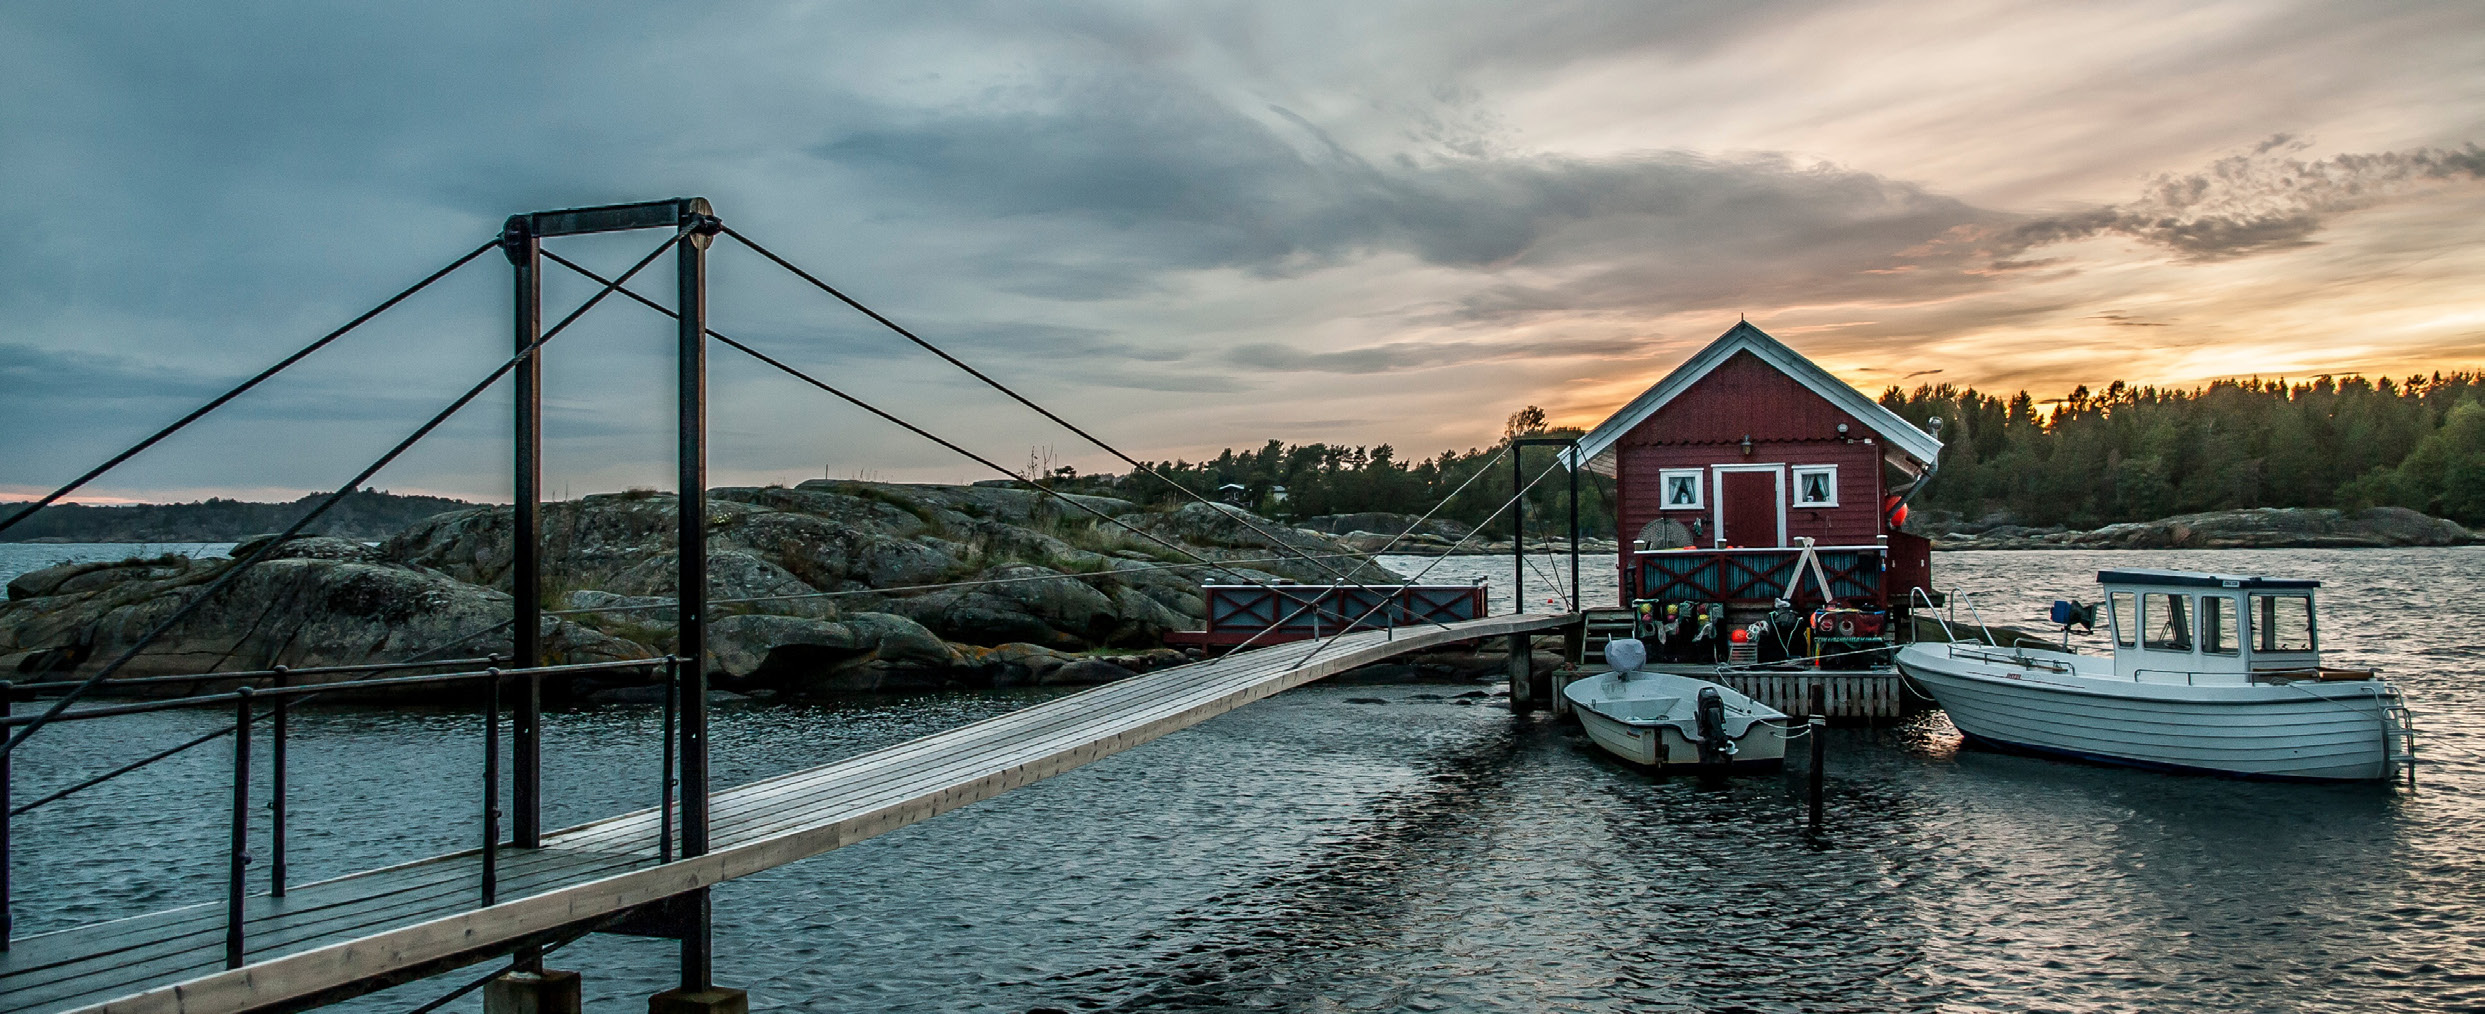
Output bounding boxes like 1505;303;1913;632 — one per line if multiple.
9;548;2483;1011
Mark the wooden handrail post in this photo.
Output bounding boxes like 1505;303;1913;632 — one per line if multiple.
269;666;288;898
225;687;252;969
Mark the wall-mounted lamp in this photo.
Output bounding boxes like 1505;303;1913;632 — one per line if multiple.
1835;422;1850;437
1739;434;1754;456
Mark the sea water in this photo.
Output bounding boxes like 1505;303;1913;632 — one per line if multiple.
7;547;2480;1012
0;542;237;586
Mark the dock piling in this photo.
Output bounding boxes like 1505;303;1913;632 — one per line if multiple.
1806;683;1827;833
485;969;581;1014
1507;632;1535;714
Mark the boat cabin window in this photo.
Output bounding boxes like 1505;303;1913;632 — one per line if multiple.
2254;593;2316;652
2202;595;2238;655
2142;592;2192;652
2108;591;2136;647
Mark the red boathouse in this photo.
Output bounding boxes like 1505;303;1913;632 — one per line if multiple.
1567;321;1942;611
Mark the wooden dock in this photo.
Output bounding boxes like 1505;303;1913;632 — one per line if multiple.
4;612;1579;1014
1705;668;1913;721
1577;608;1915;721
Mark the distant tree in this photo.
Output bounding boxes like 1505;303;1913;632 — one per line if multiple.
1504;405;1548;439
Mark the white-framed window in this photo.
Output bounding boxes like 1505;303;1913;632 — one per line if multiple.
1658;468;1704;510
1791;464;1838;507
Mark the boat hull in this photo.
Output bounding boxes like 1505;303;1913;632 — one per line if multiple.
1897;644;2399;782
1564;671;1788;772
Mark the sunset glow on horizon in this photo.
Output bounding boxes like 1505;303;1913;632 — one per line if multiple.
5;1;2483;502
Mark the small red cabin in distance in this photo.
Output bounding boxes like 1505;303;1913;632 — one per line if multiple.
1564;321;1942;609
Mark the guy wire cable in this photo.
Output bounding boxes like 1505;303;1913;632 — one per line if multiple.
3;232;681;755
0;238;501;537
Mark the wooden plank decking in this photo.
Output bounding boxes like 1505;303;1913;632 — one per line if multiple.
6;612;1578;1014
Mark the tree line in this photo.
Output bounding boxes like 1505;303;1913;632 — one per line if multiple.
1875;372;2485;528
21;372;2480;545
1060;368;2485;537
0;489;478;543
1054;407;1619;539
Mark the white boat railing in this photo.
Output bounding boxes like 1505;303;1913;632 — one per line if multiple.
1908;586;1957;642
1960;594;2001;647
1947;645;2073;674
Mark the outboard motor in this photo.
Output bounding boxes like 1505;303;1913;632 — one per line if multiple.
1695;686;1734;769
1605;636;1648;678
2051;599;2098;651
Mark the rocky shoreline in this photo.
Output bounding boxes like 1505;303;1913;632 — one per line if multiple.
0;481;1410;700
1921;506;2476;550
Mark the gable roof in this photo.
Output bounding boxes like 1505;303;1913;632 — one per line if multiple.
1562;321;1942;476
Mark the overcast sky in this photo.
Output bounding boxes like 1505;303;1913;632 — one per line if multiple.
6;1;2483;503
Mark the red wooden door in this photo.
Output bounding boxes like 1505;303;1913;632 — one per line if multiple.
1718;469;1780;547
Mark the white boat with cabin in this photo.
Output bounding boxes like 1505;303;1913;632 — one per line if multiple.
1564;639;1790;772
1896;569;2415;783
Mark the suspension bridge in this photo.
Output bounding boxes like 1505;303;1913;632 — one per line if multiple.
0;198;1590;1014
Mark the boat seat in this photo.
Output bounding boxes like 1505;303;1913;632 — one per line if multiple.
1600;696;1684;722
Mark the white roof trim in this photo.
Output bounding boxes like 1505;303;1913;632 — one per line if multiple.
1560;321;1942;476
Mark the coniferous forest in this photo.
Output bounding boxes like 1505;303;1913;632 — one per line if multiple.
1070;372;2485;533
1875;372;2485;528
12;375;2481;543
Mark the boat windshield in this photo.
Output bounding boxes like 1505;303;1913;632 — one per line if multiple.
2203;596;2238;655
2143;592;2191;651
2109;591;2136;647
2254;593;2316;652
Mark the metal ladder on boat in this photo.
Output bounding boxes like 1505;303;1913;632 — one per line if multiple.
2382;696;2419;788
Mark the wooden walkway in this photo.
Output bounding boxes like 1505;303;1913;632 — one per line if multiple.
5;612;1578;1014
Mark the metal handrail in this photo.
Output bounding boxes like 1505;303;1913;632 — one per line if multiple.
0;655;685;965
0;658;668;726
5;656;507;693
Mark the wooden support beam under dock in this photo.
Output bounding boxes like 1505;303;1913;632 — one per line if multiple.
5;612;1580;1014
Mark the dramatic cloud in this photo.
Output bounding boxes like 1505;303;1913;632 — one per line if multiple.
4;1;2484;500
1997;139;2485;259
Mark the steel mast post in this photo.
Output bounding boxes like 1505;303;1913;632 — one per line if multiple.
674;199;720;993
502;215;545;849
1511;442;1524;612
1568;438;1579;611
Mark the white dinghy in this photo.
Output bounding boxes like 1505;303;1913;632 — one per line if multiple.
1564;639;1789;772
1896;569;2416;783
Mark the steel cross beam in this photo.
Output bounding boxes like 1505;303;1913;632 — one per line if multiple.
495;197;723;991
